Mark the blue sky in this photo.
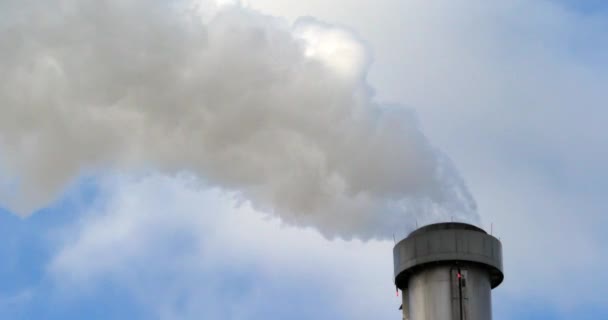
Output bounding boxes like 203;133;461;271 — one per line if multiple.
1;0;608;319
0;178;606;319
558;0;608;13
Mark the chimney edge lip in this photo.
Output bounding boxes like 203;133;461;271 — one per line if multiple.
407;222;486;238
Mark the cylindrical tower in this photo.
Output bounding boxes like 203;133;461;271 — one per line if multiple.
393;223;504;320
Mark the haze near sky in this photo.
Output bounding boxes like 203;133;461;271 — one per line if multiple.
1;0;607;319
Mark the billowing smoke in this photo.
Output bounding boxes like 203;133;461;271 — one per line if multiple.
0;0;477;239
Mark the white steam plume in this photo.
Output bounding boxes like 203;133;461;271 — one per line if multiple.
0;0;477;239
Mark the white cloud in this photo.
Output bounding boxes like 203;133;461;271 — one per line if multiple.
293;19;368;78
49;174;400;319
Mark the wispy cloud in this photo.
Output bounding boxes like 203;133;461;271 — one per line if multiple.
48;174;399;319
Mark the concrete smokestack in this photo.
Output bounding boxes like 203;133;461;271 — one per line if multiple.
393;223;504;320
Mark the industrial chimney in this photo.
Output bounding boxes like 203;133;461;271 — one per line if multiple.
393;222;504;320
